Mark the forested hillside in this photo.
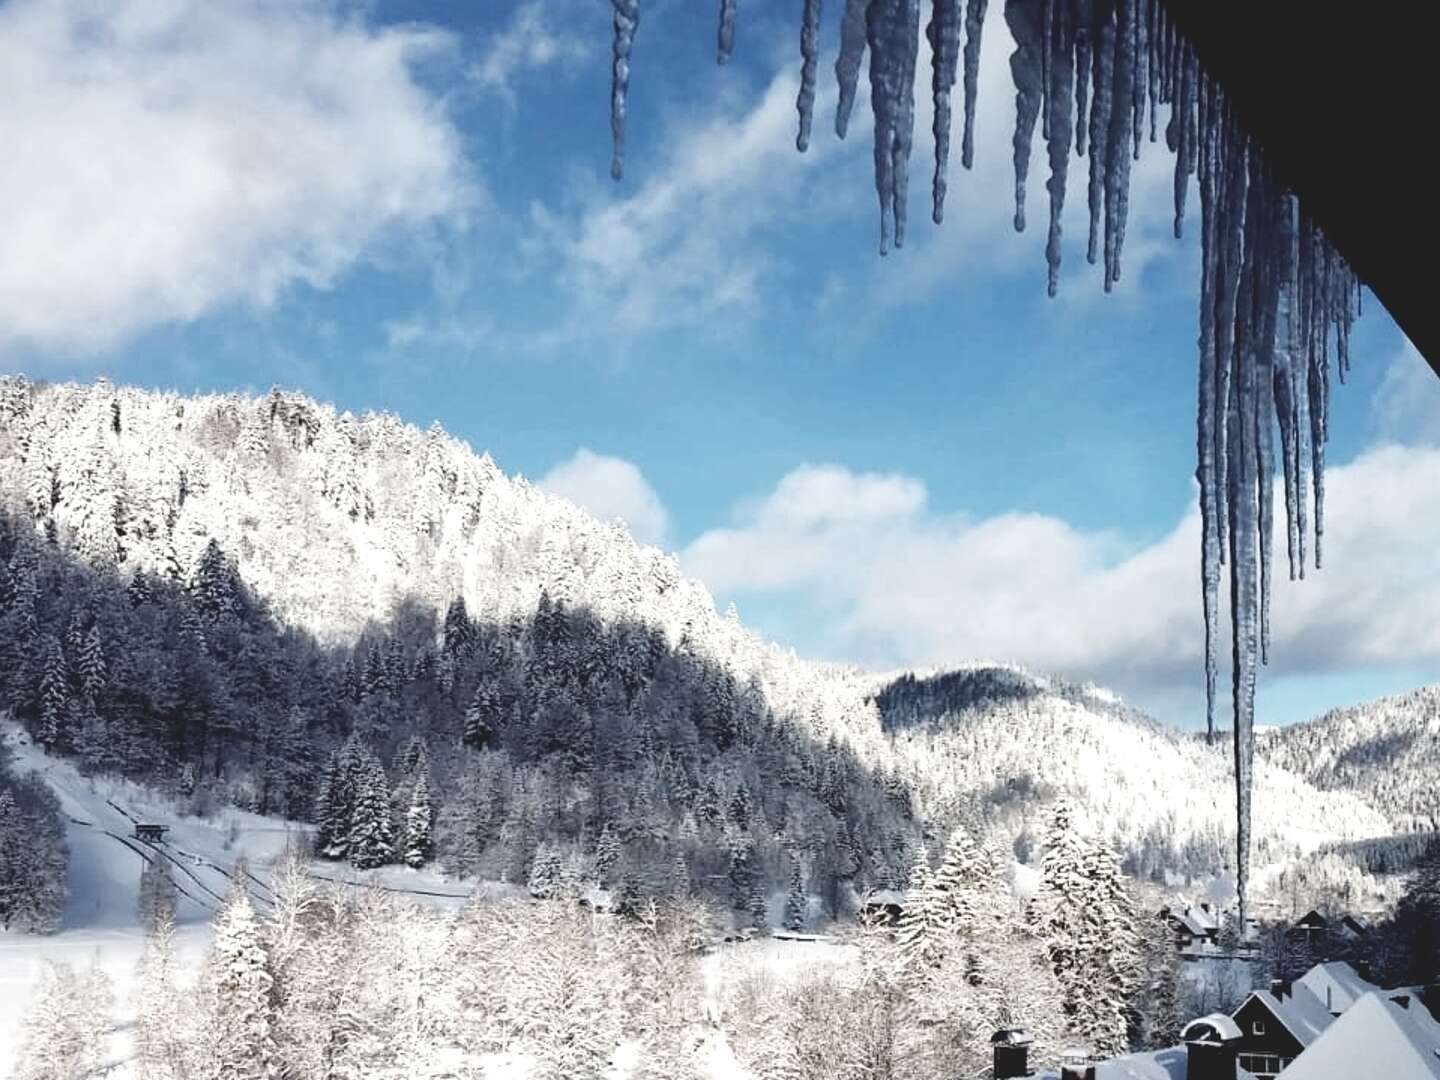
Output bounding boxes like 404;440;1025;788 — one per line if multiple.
1258;686;1440;832
0;376;1401;914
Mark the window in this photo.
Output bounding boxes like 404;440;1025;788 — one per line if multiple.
1252;1020;1266;1035
1239;1053;1284;1080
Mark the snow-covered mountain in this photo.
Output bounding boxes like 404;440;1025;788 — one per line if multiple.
0;376;1402;888
869;665;1393;880
1258;685;1440;833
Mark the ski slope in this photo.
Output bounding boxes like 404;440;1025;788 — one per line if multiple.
0;720;470;1076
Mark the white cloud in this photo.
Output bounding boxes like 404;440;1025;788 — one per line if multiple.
471;2;592;109
0;0;474;353
681;447;1440;718
539;448;671;548
1372;338;1440;446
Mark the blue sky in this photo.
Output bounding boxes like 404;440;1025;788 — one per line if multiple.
2;0;1437;728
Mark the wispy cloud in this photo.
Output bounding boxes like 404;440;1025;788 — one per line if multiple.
0;0;476;354
471;2;594;110
679;444;1440;723
539;448;671;548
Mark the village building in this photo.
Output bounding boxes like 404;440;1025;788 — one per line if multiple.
1023;961;1440;1080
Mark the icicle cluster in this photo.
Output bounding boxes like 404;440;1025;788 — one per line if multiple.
606;0;1363;929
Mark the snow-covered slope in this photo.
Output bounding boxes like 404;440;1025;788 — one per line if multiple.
0;719;470;1076
872;666;1393;877
1258;685;1440;832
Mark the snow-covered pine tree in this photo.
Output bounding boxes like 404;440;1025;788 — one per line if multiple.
594;821;621;885
0;789;21;928
79;623;106;701
784;858;807;931
202;884;279;1080
727;831;755;912
347;752;395;869
136;912;192;1080
138;855;179;930
192;539;236;622
12;962;113;1080
529;844;564;898
897;846;951;970
464;680;499;749
36;633;68;749
728;781;753;832
669;850;691;899
403;771;434;868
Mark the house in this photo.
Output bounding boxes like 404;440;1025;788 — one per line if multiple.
1027;1016;1261;1080
1161;901;1222;954
1277;991;1440;1080
859;888;906;925
133;823;169;844
1229;979;1337;1079
1285;909;1329;950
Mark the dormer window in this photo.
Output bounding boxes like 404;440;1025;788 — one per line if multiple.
1252;1020;1266;1035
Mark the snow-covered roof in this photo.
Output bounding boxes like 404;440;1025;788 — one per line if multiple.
862;889;907;907
1245;986;1336;1049
1296;961;1379;1015
1182;1013;1243;1043
1279;992;1440;1080
1035;1046;1257;1080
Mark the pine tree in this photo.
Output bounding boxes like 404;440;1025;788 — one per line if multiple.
784;858;807;932
403;771;434;869
136;912;190;1080
464;680;498;749
203;886;278;1080
192;539;236;622
346;753;395;869
138;855;179;930
727;832;755;912
13;963;113;1080
36;633;68;749
897;846;951;969
529;844;564;898
669;850;691;899
728;781;753;832
594;822;621;885
79;623;106;701
0;790;21;928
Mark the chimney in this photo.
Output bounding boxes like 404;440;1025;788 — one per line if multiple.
1058;1047;1096;1080
1182;1015;1242;1080
990;1028;1034;1079
1270;978;1291;1000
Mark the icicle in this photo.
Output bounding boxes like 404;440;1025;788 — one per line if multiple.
1221;136;1254;935
1253;170;1277;667
961;0;989;169
717;0;738;65
797;0;823;151
1132;0;1147;160
1073;0;1092;156
1214;98;1248;564
1145;0;1161;143
1007;0;1044;233
835;0;869;139
1194;77;1221;744
1044;0;1074;296
1272;193;1302;583
610;0;641;181
928;0;964;222
1308;233;1331;570
1085;0;1114;265
1041;0;1053;141
867;0;922;253
1103;0;1136;289
1170;45;1195;238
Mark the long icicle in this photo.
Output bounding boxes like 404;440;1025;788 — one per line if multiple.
1085;0;1115;265
797;0;823;151
929;0;965;222
717;0;738;64
1044;0;1075;296
961;0;990;169
836;0;870;138
609;0;641;181
1007;0;1044;233
1195;75;1221;745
